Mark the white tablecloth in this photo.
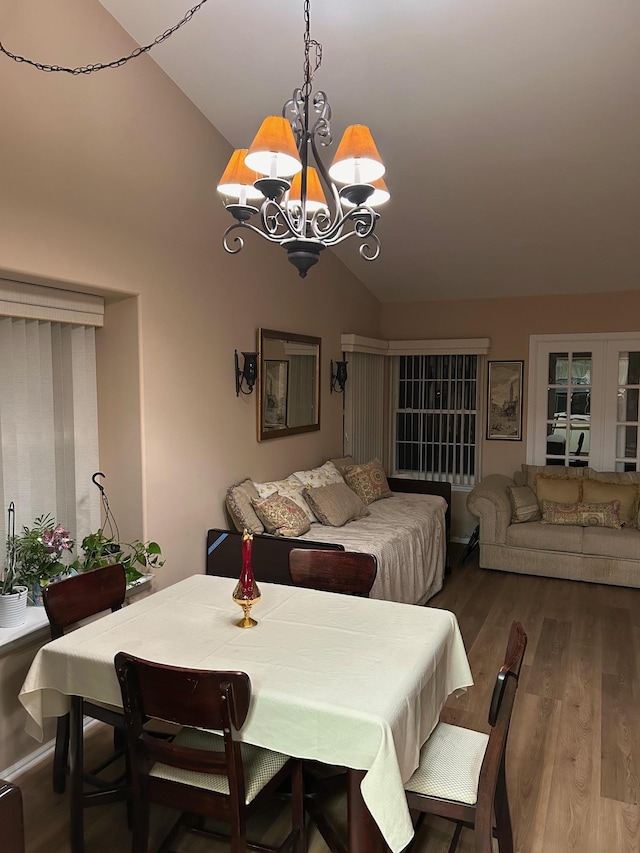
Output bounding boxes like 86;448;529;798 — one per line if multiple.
19;574;472;852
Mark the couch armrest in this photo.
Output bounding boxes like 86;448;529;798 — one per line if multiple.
466;474;514;545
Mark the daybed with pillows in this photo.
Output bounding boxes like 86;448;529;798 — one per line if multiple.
208;457;451;605
467;463;640;587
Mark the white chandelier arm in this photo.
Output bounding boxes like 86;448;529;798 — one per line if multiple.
321;228;381;261
259;198;300;240
222;220;297;254
308;205;376;243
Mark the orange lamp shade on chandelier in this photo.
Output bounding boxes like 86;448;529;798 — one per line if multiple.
329;125;385;185
217;149;264;201
288;167;328;215
244;116;302;178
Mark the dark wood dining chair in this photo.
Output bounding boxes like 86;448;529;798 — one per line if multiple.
43;563;127;795
288;549;377;596
114;652;305;853
288;548;377;853
0;780;25;853
404;621;528;853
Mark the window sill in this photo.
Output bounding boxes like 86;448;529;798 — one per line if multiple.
0;573;154;657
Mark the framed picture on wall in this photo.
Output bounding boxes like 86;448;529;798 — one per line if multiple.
487;360;524;441
264;360;289;428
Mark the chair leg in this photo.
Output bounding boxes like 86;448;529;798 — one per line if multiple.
131;782;150;853
291;760;305;853
53;714;70;794
448;823;463;853
494;758;514;853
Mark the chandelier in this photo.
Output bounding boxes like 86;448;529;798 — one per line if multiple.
216;0;388;278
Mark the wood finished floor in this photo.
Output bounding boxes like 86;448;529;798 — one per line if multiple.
14;547;640;852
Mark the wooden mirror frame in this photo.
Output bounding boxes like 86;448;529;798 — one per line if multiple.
257;328;321;441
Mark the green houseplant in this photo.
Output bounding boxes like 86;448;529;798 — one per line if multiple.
71;530;164;586
14;514;74;595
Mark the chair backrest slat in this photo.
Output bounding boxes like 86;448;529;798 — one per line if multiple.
289;549;377;596
114;653;251;732
43;564;127;639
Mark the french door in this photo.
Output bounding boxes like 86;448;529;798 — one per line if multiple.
528;333;640;472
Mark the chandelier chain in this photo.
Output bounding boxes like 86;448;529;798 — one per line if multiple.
0;0;211;75
302;0;322;98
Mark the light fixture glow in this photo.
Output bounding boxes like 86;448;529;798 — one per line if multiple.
329;125;385;185
217;149;264;201
288;167;328;215
245;116;303;178
342;176;390;209
219;0;387;278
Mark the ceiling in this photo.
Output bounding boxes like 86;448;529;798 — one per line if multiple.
98;0;640;303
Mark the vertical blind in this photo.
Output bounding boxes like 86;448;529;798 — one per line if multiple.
0;280;103;550
344;352;385;463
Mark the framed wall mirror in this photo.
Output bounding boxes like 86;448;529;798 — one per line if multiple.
258;328;321;441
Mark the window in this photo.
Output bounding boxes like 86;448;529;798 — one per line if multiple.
391;354;479;485
0;279;104;546
528;333;640;471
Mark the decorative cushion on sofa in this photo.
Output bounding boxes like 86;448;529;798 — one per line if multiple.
251;493;311;537
534;474;582;509
254;475;316;522
521;463;591;490
344;459;392;506
507;485;541;523
582;480;639;527
292;461;344;489
541;499;622;529
226;479;265;534
303;483;370;527
328;456;355;476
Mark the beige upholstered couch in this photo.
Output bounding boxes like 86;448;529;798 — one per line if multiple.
467;464;640;587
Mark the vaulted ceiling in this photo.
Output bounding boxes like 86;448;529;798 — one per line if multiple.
99;0;640;303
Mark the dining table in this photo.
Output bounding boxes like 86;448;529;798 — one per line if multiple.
19;573;473;853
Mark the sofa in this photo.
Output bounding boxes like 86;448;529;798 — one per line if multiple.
208;457;451;605
467;463;640;587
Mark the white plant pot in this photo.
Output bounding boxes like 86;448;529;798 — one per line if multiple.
0;585;29;628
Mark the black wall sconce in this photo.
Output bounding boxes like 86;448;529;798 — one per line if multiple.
235;350;258;396
330;358;348;394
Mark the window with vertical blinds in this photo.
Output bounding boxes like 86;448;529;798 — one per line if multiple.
392;354;479;485
343;351;386;464
0;280;103;549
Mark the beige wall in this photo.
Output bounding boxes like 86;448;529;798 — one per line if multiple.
0;0;380;770
382;290;640;486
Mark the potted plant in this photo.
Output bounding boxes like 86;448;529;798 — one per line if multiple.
71;530;164;587
14;514;75;605
0;502;28;628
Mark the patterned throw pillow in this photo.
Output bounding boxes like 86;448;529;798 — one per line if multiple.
582;480;639;528
225;479;265;534
303;483;370;527
540;500;622;529
292;460;345;489
253;475;316;522
251;493;311;537
344;459;392;506
507;485;541;523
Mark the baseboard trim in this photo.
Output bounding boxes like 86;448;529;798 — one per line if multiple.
1;718;100;782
